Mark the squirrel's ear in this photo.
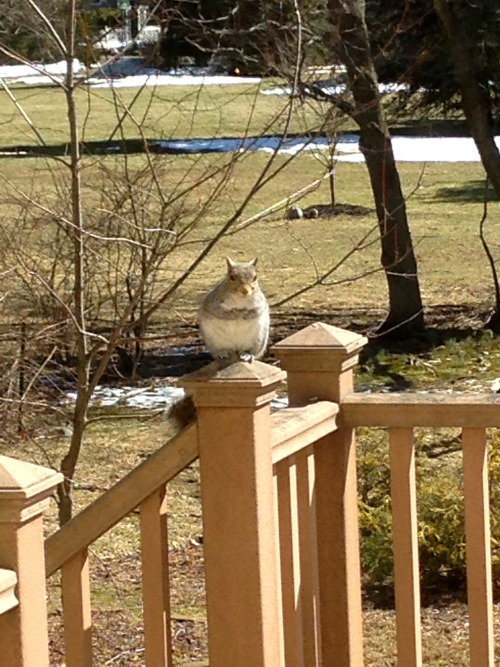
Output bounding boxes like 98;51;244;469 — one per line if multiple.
250;257;257;267
226;257;235;270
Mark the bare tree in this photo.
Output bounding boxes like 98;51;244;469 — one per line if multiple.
433;0;500;198
327;0;425;338
0;0;346;523
431;0;500;329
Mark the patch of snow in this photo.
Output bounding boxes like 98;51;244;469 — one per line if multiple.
262;82;409;97
0;59;84;85
151;133;500;162
0;57;260;88
89;73;261;89
336;135;500;163
65;385;185;410
151;135;331;155
64;384;287;411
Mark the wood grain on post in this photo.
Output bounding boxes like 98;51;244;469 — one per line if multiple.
389;428;422;667
181;359;285;667
273;323;367;667
462;428;494;667
61;549;92;667
140;485;173;667
0;455;62;667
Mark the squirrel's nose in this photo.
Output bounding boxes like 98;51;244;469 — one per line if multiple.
239;285;252;296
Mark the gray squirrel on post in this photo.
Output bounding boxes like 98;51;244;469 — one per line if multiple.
199;257;270;363
168;257;270;429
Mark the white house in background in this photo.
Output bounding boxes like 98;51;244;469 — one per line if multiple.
86;1;158;53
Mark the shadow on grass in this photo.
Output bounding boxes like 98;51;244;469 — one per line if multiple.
122;305;495;388
0;138;152;158
389;118;473;137
364;578;469;611
434;179;499;203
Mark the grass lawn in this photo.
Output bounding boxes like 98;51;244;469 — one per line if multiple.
1;79;500;664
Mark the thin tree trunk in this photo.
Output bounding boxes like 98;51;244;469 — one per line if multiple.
57;0;90;525
329;0;425;338
434;0;500;199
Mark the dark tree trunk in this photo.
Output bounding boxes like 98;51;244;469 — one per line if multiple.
434;0;500;199
434;0;500;326
328;0;425;339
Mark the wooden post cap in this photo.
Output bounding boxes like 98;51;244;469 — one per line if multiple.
272;322;368;372
0;455;63;523
180;360;286;408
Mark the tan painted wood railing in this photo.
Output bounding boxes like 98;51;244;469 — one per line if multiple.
344;392;500;667
45;423;199;577
45;423;198;666
1;322;499;666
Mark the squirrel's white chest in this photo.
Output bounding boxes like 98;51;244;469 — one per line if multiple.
200;308;269;357
202;314;263;345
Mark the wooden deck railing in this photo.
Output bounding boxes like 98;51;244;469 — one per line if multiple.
0;322;498;666
343;392;500;667
45;423;198;666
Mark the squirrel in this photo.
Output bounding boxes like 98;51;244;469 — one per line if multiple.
199;256;270;363
167;257;270;430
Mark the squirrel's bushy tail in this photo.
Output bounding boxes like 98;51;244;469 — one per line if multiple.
165;394;197;432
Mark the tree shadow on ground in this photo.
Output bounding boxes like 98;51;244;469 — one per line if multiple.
0;138;151;158
433;179;499;203
120;304;494;382
389;118;472;137
364;578;469;611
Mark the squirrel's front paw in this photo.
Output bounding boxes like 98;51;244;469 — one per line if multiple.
239;352;254;363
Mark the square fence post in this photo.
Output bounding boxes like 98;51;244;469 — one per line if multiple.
182;360;285;667
0;455;63;666
273;323;367;667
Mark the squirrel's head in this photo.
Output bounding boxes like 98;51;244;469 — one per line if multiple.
226;257;258;297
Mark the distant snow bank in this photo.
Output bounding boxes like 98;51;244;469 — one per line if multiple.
0;58;261;88
151;133;500;163
262;82;408;97
335;135;500;163
89;73;261;89
0;59;84;85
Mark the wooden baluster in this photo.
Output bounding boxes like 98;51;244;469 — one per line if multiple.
389;427;422;667
462;428;494;667
295;447;321;666
140;485;172;667
61;549;92;667
275;458;304;667
273;323;367;667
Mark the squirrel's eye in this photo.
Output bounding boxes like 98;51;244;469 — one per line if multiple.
229;274;236;281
